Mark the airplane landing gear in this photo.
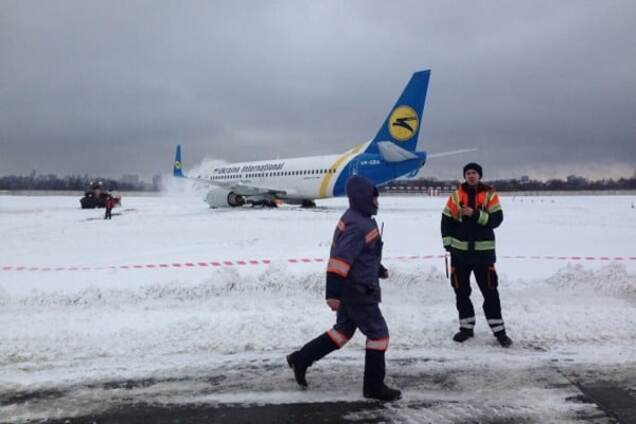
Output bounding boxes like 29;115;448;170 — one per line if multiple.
301;200;316;208
227;192;246;207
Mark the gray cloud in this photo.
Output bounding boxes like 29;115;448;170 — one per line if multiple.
1;0;635;180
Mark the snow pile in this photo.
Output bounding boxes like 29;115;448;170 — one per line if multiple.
546;262;636;297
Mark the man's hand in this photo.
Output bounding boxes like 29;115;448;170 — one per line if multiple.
326;298;341;311
380;268;389;279
461;206;474;217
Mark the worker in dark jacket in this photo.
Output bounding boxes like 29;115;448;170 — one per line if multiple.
104;196;114;220
441;163;512;347
287;175;401;401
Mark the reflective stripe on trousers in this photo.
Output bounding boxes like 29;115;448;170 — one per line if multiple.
460;317;475;329
366;337;389;351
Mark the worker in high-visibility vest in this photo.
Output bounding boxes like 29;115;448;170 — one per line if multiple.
441;163;512;347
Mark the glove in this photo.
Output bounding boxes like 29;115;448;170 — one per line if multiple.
379;264;389;279
326;272;343;300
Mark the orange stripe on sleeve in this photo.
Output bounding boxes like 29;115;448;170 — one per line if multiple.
327;258;351;277
365;228;379;244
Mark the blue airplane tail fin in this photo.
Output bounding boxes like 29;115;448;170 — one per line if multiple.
365;70;430;154
173;145;184;177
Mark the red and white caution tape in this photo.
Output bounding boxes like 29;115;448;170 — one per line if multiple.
1;255;635;273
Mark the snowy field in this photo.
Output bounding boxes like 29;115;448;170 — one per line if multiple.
1;191;635;423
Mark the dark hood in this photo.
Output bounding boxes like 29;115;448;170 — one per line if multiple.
346;175;379;216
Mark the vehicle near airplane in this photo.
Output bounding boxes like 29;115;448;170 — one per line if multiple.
174;70;472;208
79;180;121;209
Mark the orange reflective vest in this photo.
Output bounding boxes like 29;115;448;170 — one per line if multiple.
443;185;501;222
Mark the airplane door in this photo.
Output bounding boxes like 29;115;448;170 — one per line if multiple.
350;158;360;176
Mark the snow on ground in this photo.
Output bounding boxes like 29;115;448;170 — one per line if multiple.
0;192;635;422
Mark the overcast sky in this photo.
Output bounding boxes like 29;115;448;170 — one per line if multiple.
1;1;635;180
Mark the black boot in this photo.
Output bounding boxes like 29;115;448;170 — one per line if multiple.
363;349;401;401
495;331;513;348
287;333;338;388
453;329;474;343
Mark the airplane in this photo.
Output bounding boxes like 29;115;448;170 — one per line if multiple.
173;70;473;208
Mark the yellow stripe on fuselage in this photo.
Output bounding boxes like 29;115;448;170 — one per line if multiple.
318;144;365;198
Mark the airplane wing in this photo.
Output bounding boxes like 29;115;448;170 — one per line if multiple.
187;175;290;197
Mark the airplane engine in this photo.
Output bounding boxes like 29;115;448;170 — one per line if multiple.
205;188;245;208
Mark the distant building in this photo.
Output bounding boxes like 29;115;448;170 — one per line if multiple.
520;175;530;183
